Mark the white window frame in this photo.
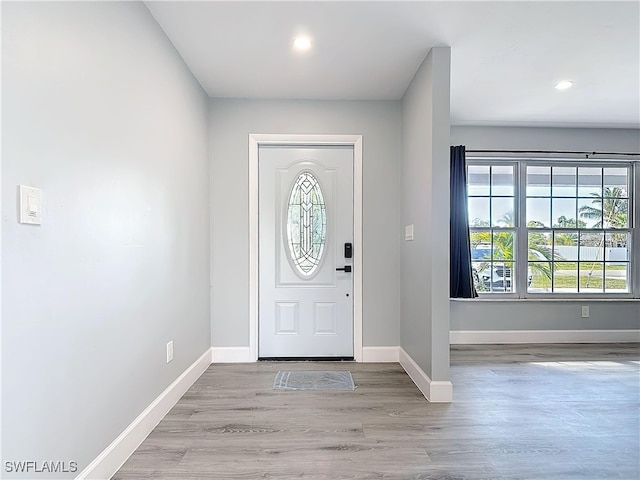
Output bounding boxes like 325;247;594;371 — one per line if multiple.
467;157;639;299
467;161;519;295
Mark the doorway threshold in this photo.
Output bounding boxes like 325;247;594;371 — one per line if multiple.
259;357;355;362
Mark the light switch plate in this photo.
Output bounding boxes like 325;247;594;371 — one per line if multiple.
405;224;414;241
19;185;42;225
166;341;174;363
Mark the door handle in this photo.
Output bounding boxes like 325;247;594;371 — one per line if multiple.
336;266;352;273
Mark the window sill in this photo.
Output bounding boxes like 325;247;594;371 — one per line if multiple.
450;297;640;302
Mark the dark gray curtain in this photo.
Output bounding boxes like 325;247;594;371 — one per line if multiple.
450;145;478;298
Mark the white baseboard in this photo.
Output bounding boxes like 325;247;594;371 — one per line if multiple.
212;346;253;363
398;348;453;403
362;346;399;362
450;329;640;345
76;348;213;480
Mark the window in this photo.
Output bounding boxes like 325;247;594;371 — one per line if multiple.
468;164;517;293
467;159;636;297
287;171;327;276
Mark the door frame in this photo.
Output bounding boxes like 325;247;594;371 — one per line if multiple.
249;134;363;362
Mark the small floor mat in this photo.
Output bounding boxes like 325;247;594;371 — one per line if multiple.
273;370;356;391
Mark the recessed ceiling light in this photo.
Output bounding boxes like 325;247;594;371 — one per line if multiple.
554;80;574;91
293;36;312;51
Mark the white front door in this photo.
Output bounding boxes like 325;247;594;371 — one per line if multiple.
258;145;354;358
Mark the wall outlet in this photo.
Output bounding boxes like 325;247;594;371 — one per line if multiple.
166;341;174;363
581;306;589;318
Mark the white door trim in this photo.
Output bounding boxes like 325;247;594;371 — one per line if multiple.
249;134;363;362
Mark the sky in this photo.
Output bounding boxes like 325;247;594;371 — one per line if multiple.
467;165;629;230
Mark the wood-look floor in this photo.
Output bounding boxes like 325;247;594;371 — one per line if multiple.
113;344;640;479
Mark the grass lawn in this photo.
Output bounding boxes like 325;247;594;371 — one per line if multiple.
531;274;627;289
539;262;627;270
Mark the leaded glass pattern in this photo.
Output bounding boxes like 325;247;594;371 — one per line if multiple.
287;171;327;276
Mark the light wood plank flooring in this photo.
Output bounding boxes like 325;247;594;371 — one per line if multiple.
114;344;639;479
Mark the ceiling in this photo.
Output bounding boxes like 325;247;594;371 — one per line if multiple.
145;1;640;128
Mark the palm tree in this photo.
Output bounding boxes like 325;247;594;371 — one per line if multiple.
525;222;561;288
495;215;559;278
469;212;559;291
553;216;586;245
579;187;628;228
578;187;628;286
554;215;587;229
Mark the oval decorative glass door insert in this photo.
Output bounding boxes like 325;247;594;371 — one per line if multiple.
287;171;327;276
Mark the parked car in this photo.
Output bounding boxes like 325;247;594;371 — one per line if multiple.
471;245;531;292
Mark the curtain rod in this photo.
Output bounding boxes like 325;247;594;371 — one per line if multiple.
465;149;639;157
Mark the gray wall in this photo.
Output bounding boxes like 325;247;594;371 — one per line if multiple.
209;99;402;348
400;47;451;381
1;2;210;477
452;300;640;331
450;126;640;333
451;126;640;152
